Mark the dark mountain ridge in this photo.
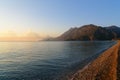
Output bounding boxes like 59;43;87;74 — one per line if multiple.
104;25;120;38
45;24;120;41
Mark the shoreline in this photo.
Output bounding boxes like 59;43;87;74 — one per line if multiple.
69;41;120;80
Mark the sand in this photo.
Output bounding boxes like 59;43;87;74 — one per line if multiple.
117;45;120;80
70;41;120;80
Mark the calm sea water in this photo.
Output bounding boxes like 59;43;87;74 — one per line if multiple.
0;41;116;80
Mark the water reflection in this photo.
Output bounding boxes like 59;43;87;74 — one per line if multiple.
0;41;116;80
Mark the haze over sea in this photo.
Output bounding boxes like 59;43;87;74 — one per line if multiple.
0;41;115;80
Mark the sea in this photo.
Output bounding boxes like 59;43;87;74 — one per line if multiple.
0;41;116;80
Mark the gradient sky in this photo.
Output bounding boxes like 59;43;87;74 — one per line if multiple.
0;0;120;40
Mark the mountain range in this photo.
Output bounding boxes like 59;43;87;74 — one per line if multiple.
45;24;120;41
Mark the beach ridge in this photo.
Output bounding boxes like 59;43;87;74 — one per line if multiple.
70;41;120;80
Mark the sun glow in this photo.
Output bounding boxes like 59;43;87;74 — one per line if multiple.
0;31;44;41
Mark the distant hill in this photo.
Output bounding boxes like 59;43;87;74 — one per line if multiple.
104;26;120;39
45;24;120;41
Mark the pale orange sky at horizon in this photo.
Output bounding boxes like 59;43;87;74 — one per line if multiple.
0;31;49;41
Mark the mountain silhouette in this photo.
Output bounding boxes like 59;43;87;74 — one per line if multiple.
45;24;120;41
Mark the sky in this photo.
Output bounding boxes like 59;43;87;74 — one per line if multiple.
0;0;120;41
